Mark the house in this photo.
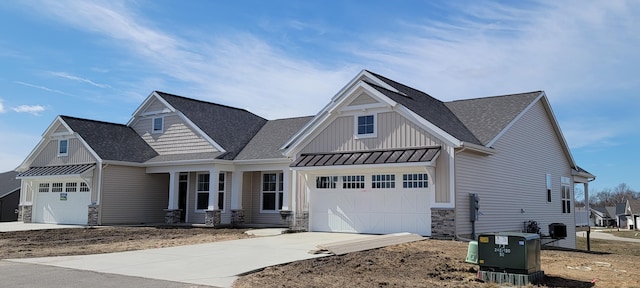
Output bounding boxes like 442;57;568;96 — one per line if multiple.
590;206;616;227
0;171;20;222
16;70;594;248
615;199;640;230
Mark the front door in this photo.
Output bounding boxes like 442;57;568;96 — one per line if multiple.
178;173;188;222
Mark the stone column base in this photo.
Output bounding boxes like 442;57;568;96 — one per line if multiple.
205;209;221;227
163;209;182;224
88;205;100;226
19;205;32;223
293;211;309;231
431;208;455;239
231;209;245;227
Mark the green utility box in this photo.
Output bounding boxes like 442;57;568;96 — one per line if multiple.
477;232;541;274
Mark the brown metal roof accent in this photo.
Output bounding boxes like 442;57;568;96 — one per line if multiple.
290;146;441;167
17;164;96;178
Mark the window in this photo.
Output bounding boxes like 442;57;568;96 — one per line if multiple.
65;182;77;192
152;117;164;133
356;115;376;137
561;177;571;214
218;173;225;210
342;175;365;189
79;182;90;192
262;172;283;211
546;173;552;202
316;176;338;189
196;173;210;210
372;174;395;189
38;183;50;193
58;139;68;156
403;174;428;188
51;182;63;193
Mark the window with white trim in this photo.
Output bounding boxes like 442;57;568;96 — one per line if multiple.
561;177;571;214
342;175;365;189
217;173;225;210
51;182;63;192
546;173;552;202
65;182;77;192
403;173;428;188
372;174;395;189
79;182;90;192
152;117;164;133
262;172;283;211
39;183;50;193
316;176;338;189
58;139;68;156
355;114;376;138
196;173;210;210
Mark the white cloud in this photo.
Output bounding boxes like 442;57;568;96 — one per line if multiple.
0;99;5;113
12;105;46;115
14;81;74;97
50;71;111;88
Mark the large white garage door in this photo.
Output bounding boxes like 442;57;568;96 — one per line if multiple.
34;182;91;225
310;174;431;235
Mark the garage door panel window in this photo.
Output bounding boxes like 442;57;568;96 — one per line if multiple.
316;176;338;189
262;172;284;211
372;174;395;189
65;182;77;192
342;175;365;189
403;174;428;188
79;182;90;192
52;182;63;192
39;183;50;192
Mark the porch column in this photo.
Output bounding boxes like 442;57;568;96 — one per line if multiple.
281;169;291;211
231;171;245;226
164;171;181;224
205;168;221;226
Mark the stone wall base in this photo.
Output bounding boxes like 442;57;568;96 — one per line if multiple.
163;209;182;224
19;205;32;223
205;209;221;227
431;208;455;239
88;205;100;226
231;209;245;227
292;211;309;231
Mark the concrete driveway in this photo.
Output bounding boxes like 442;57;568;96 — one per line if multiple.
0;222;86;232
9;232;378;288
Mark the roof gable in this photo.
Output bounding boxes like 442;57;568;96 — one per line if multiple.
156;92;267;160
445;92;542;145
0;171;20;198
61;116;158;163
364;71;482;145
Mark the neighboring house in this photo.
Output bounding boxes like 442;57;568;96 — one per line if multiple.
590;206;616;227
0;171;20;222
615;199;640;230
16;70;594;248
630;199;640;230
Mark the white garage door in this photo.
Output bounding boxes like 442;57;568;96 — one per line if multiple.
34;182;91;225
310;174;431;235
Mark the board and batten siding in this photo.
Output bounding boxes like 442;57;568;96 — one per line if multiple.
132;114;217;155
100;165;169;224
241;171;286;225
31;138;96;166
300;111;451;203
145;98;167;112
454;100;576;248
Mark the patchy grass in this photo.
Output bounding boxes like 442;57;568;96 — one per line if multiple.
606;230;640;239
576;236;640;256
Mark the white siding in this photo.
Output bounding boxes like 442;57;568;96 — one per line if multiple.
454;101;576;248
133;114;217;155
348;93;378;106
144;98;167;113
32;138;96;166
301;111;452;203
100;165;169;224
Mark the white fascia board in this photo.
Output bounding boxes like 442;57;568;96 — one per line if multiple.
460;142;496;155
394;105;461;148
234;162;290;172
143;157;234;168
175;111;226;153
146;162;236;174
233;158;291;165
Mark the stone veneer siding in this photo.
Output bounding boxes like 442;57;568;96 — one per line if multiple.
231;209;245;227
431;208;455;239
88;205;100;226
163;209;182;224
19;205;32;223
293;211;309;231
205;210;221;226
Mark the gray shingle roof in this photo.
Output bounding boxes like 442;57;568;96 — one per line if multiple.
0;171;20;198
445;92;541;145
365;71;482;145
616;202;628;215
629;199;640;214
156;92;267;160
61;116;158;163
236;116;313;160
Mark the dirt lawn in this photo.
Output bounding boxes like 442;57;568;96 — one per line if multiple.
1;227;639;287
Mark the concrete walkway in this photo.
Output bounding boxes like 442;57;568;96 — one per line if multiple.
9;232;379;288
576;230;640;243
0;222;86;232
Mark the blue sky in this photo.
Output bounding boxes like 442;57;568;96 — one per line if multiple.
0;1;638;193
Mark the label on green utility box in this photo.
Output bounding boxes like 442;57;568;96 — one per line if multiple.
495;235;508;245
